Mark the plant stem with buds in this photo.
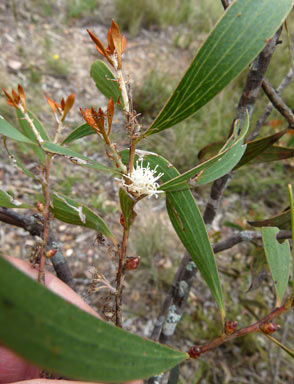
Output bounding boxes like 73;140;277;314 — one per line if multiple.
189;299;293;358
115;227;129;327
38;153;52;283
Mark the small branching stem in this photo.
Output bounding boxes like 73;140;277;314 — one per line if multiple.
38;153;52;283
115;227;129;327
190;299;293;357
19;105;44;144
54;119;63;144
117;69;130;114
100;124;127;173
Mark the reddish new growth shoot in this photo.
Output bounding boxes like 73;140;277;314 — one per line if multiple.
2;85;26;112
87;20;126;69
80;97;114;137
46;93;75;122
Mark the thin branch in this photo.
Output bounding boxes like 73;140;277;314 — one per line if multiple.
213;229;292;253
251;68;293;139
189;300;293;357
262;78;294;128
0;207;75;290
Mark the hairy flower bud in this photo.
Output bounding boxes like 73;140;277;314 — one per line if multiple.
188;346;201;359
260;322;280;334
225;320;237;335
45;249;57;258
36;202;44;213
125;256;140;270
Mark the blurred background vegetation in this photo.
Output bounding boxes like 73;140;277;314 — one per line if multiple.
0;1;294;382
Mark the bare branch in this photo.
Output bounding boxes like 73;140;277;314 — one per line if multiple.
251;68;293;139
0;207;75;290
262;78;294;128
213;229;292;253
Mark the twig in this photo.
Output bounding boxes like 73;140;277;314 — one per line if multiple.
213;229;292;253
115;227;129;327
189;300;293;357
38;154;52;283
261;78;294;128
251;68;293;139
0;207;75;290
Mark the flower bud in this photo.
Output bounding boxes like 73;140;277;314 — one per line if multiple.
188;346;201;359
46;249;57;258
125;256;140;270
36;202;44;213
260;322;280;334
120;214;125;227
225;320;237;335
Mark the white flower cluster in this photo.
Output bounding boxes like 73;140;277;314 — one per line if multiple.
122;159;164;199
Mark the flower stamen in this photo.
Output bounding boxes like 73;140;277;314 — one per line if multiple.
121;159;164;199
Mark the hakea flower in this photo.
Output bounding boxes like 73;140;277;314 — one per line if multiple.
46;93;75;122
121;159;164;199
80;97;114;136
87;20;126;69
2;85;26;112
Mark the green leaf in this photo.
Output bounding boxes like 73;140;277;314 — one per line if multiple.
265;334;294;359
0;190;31;209
16;110;50;163
0;118;34;143
120;150;225;318
235;130;287;168
145;0;293;135
248;208;291;230
248;145;294;163
51;192;115;241
0;257;188;382
262;227;291;306
62;123;95;144
41;141;118;174
119;188;136;230
90;60;122;106
160;115;249;191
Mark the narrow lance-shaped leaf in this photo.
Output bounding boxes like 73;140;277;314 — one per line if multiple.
62;123;95;144
160;114;249;191
145;0;293;136
0;118;34;144
197;130;287;166
248;145;294;164
51;192;115;241
90;60;123;106
248;208;291;230
262;227;291;306
120;150;225;319
0;190;32;209
0;257;188;383
235;130;287;168
41;141;119;174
